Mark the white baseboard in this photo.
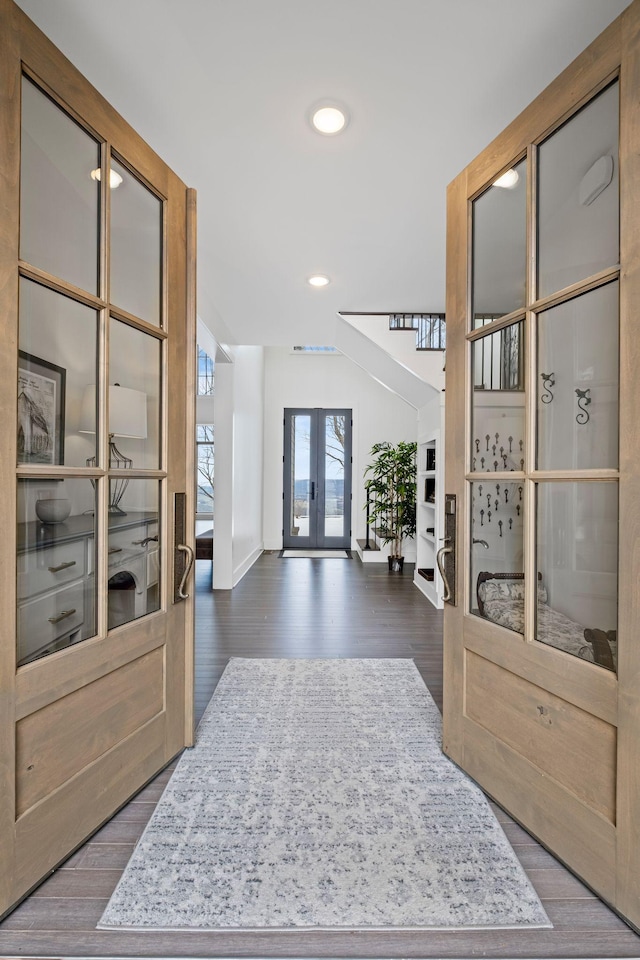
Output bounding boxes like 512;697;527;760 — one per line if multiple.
233;543;264;587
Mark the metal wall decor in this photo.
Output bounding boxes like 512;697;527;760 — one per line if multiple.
540;372;555;403
575;388;592;424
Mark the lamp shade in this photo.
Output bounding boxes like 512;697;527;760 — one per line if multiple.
79;384;147;439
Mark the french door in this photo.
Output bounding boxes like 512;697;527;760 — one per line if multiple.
443;1;640;929
0;0;195;917
283;408;352;550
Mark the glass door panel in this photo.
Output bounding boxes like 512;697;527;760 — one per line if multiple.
536;482;618;670
17;477;97;667
472;156;526;325
538;82;619;299
20;76;100;294
470;480;525;623
323;413;346;540
18;278;98;468
109;317;161;471
470;321;525;474
537;282;618;471
288;414;312;541
107;479;160;631
110;158;162;326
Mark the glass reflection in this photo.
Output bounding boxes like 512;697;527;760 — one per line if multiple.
17;477;97;667
472;157;526;326
537;282;619;471
19;278;98;468
109;318;161;470
536;482;617;671
470;480;524;629
20;76;100;294
471;322;525;473
108;479;160;630
110;158;162;325
538;82;618;298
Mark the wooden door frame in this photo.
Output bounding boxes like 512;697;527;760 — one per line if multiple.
0;0;196;916
444;0;640;928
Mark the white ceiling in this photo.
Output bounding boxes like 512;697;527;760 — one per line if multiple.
15;0;631;348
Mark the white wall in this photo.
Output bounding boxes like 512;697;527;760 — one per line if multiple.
341;314;445;389
263;347;418;554
213;346;264;589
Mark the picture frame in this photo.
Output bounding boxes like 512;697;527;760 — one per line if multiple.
17;351;66;465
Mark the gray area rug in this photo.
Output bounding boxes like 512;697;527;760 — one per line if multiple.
99;658;551;931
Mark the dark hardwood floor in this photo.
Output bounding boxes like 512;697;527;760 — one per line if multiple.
0;553;638;959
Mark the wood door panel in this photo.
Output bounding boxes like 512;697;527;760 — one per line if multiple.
13;713;168;898
464;614;618;726
16;647;164;816
15;613;167;720
465;650;616;821
461;719;617;904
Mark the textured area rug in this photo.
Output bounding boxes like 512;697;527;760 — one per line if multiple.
281;549;351;558
99;658;551;931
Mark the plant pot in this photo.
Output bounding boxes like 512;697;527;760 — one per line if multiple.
388;556;404;573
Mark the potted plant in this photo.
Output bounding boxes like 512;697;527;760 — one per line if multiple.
364;440;417;572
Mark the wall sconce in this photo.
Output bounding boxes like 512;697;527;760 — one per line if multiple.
79;384;148;514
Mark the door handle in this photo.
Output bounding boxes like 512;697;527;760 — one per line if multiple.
310;481;315;501
177;543;194;600
436;537;453;602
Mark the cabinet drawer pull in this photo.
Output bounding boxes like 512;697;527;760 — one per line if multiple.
48;608;76;624
108;546;123;555
47;560;77;573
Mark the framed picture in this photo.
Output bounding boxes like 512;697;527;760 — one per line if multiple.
17;351;66;465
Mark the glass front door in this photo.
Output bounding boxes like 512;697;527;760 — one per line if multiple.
444;5;640;930
0;7;194;918
283;408;352;550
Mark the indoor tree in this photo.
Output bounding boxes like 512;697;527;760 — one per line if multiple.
364;440;417;570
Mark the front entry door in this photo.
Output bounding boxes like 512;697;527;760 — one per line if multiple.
443;2;640;930
283;408;352;550
0;1;195;917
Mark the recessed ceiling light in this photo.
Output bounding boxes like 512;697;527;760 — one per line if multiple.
309;101;349;136
493;168;519;189
90;167;123;189
308;275;330;287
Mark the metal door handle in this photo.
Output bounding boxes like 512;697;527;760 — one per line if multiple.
310;481;315;500
177;543;194;599
436;537;453;602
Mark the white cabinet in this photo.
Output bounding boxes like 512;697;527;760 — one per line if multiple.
17;512;158;666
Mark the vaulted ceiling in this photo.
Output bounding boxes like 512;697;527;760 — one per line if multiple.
15;0;631;348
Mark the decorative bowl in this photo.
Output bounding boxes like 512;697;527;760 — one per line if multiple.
35;498;71;524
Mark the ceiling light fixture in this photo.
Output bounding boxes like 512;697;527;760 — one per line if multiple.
308;275;330;287
309;100;349;136
90;167;123;189
493;168;519;189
